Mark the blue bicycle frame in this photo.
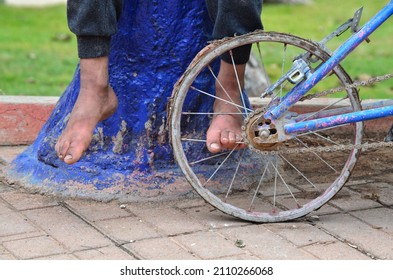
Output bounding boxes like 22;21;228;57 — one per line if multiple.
264;0;393;137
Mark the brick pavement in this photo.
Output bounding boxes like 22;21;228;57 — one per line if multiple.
1;145;393;260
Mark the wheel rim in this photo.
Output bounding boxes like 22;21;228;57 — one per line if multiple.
170;31;363;222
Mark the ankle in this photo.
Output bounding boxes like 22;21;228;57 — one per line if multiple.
79;57;110;92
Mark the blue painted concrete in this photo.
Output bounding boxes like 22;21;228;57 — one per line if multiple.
7;0;216;199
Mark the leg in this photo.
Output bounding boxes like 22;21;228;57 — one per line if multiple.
55;57;118;164
205;0;263;153
206;60;247;153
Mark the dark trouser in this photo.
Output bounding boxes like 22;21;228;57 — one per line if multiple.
206;0;263;64
67;0;263;62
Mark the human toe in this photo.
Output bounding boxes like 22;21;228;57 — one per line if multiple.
55;138;68;159
62;144;84;164
208;142;221;153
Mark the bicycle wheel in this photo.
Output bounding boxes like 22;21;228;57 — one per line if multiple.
169;31;363;222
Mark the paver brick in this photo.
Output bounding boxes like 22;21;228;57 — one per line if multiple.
3;235;66;259
348;182;393;207
309;202;341;216
218;225;317;260
0;244;15;260
350;208;393;236
373;174;393;185
182;204;250;229
0;182;14;193
0;199;12;214
126;205;207;235
0;212;38;237
216;252;261;260
302;241;372;260
0;253;16;260
173;231;245;259
23;206;112;251
73;245;136;260
265;222;336;247
316;213;393;259
0;231;45;244
327;188;382;212
124;237;199;260
33;254;78;260
172;197;206;209
0;191;58;211
65;199;133;222
94;216;161;243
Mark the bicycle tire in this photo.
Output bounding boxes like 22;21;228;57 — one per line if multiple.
169;31;363;222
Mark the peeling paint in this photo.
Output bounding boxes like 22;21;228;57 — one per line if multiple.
112;120;128;154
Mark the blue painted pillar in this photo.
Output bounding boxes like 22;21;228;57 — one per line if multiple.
7;0;215;200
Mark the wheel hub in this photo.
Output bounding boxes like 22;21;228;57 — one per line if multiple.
243;108;280;151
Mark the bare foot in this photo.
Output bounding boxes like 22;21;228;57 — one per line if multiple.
206;61;247;153
55;57;118;164
206;107;245;153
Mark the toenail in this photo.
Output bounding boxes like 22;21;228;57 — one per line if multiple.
210;143;220;150
64;155;73;161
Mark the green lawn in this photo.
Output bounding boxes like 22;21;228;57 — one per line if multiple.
263;0;393;99
0;1;392;98
0;4;77;96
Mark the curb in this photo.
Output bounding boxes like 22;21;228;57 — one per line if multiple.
0;96;58;145
0;96;391;145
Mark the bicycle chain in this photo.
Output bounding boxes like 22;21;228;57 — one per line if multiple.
299;73;393;101
242;73;393;155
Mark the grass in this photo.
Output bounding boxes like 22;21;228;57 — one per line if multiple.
0;1;392;98
0;4;77;96
262;0;393;99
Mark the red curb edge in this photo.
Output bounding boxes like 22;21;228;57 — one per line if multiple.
0;96;391;146
0;96;58;145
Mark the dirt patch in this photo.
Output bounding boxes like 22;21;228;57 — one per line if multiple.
350;149;392;187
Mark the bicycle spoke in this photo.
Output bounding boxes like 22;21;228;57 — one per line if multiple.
296;123;351;137
181;138;206;143
189;151;231;165
298;97;348;122
203;143;240;187
249;161;270;211
229;50;248;115
207;65;244;115
310;131;341;146
279;44;288;98
278;154;319;191
225;149;245;201
182;112;245;115
171;31;362;222
295;137;338;173
255;42;272;87
190;86;253;113
271;160;300;208
273;160;278;208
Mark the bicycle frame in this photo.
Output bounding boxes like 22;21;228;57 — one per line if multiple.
263;0;393;137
